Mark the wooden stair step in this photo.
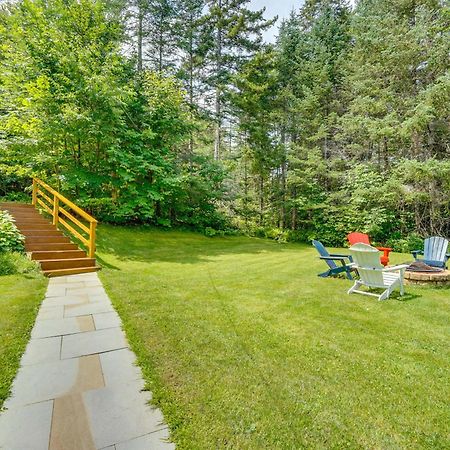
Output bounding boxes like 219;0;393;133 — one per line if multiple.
43;266;101;277
31;250;87;260
14;219;51;225
16;223;56;231
26;242;79;251
7;214;47;219
20;229;63;237
25;236;71;244
39;258;96;271
0;203;34;209
3;201;99;278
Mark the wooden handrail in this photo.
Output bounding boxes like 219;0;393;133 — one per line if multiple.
32;178;97;258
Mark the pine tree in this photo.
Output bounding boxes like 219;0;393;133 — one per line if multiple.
340;0;449;164
133;0;178;72
275;0;351;228
205;0;275;160
232;49;281;224
175;0;210;153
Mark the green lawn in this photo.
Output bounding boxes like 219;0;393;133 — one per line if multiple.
97;226;450;449
0;273;47;409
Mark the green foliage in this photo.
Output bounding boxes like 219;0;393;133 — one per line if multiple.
0;0;449;240
0;252;41;276
0;0;230;230
0;211;24;253
386;233;424;253
230;0;449;245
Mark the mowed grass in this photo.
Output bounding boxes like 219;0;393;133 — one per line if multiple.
97;226;450;449
0;274;47;408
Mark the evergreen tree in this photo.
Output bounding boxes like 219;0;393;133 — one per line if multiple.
204;0;275;160
133;0;178;72
273;0;351;229
175;0;210;153
232;49;281;225
339;0;450;165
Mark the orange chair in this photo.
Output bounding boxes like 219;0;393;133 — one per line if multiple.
347;232;392;266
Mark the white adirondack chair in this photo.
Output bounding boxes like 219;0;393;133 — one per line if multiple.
348;243;408;301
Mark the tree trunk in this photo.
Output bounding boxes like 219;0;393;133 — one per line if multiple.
137;8;143;72
214;0;222;160
158;25;163;72
188;18;194;156
291;188;297;231
280;156;287;229
383;137;389;170
259;174;264;226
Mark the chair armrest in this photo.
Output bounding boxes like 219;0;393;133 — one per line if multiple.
319;256;348;261
383;264;409;272
376;246;392;252
411;250;423;257
329;253;353;262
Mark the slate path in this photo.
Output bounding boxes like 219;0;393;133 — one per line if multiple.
0;272;174;450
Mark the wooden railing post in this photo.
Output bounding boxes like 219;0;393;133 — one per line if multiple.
32;179;37;206
89;221;97;258
33;178;98;258
53;194;59;227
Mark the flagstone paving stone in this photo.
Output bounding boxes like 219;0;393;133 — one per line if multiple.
64;301;114;318
115;429;175;450
61;327;127;359
21;336;62;366
84;383;166;449
42;294;89;307
32;316;85;338
36;304;65;320
100;349;142;387
5;358;79;408
0;400;53;450
93;311;122;330
0;273;174;450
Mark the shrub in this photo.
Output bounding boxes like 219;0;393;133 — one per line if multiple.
0;252;41;276
0;211;24;253
386;233;424;253
204;227;218;237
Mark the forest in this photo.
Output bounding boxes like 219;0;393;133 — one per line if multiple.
0;0;449;249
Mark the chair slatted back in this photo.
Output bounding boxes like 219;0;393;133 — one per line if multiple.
349;243;384;287
424;237;449;263
347;232;370;246
312;240;336;269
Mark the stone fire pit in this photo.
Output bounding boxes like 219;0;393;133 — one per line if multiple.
404;261;450;286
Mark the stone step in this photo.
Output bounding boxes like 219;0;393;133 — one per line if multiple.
39;258;96;271
30;250;87;260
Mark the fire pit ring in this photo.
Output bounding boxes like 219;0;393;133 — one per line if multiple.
404;261;450;286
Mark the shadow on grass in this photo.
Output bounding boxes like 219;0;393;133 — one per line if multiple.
95;255;121;271
96;224;300;266
394;292;422;302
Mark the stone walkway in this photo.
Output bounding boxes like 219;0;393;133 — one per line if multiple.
0;272;174;450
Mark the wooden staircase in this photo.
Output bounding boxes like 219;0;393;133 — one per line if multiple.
0;200;100;277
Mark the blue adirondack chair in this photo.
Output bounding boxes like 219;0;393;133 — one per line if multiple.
312;240;355;280
412;236;450;268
